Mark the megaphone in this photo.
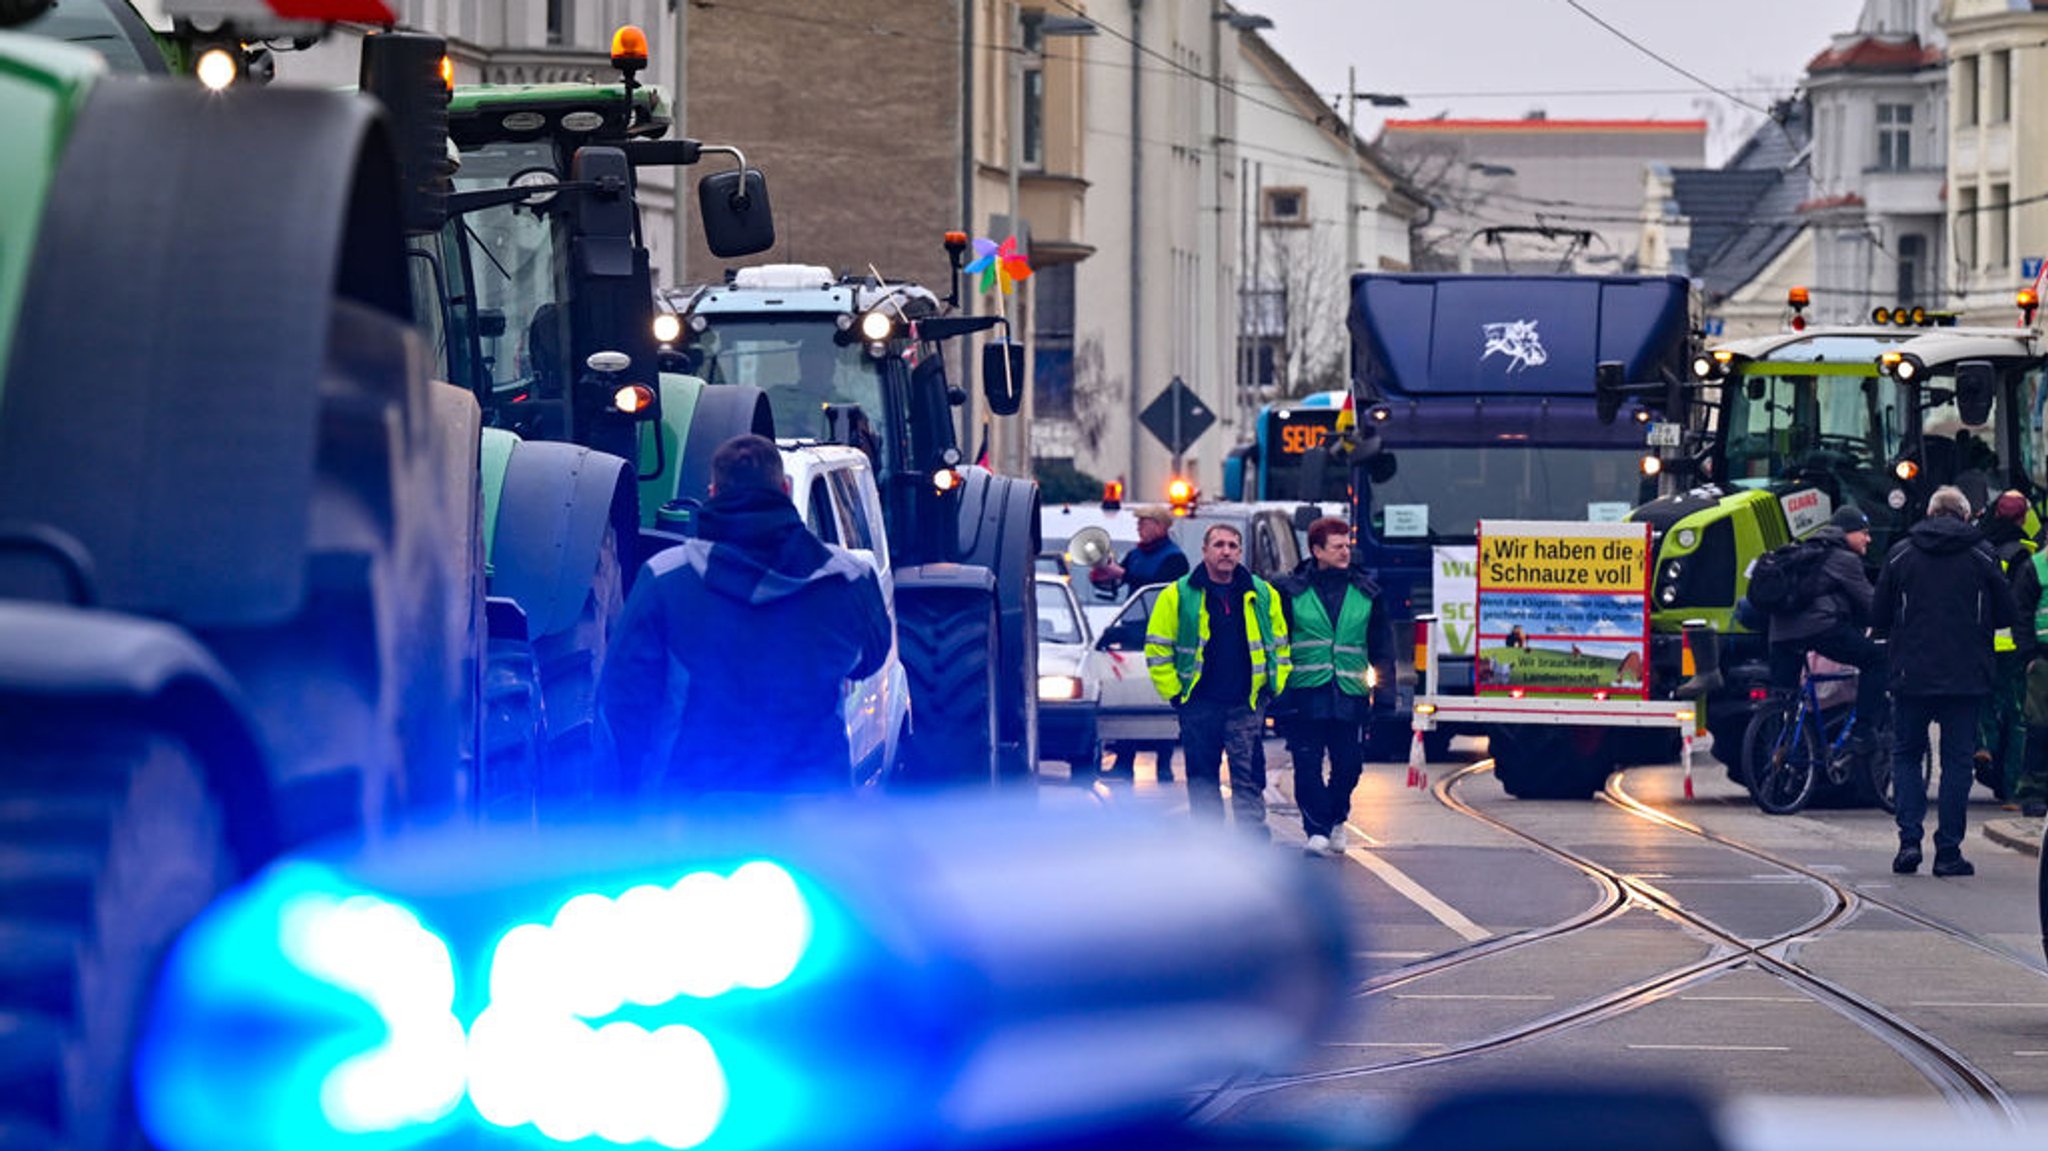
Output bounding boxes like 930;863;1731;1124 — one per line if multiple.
1066;526;1115;569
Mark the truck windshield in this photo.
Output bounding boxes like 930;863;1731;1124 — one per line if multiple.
443;142;568;397
688;319;888;443
1363;445;1649;543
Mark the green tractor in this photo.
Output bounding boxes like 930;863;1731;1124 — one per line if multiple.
1603;293;2047;776
663;257;1041;786
0;3;541;1145
384;31;789;797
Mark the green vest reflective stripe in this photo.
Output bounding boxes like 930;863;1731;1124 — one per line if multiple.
1287;583;1373;696
1145;575;1286;707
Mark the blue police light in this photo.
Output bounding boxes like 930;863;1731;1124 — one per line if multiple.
135;798;1352;1151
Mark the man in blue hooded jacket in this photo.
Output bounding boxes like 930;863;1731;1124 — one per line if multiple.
599;435;892;795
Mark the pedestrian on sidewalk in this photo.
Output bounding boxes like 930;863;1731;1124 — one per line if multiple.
1871;485;2020;876
1273;517;1393;857
1146;523;1290;838
598;434;892;796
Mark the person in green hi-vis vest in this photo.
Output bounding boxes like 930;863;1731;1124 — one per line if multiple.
1272;517;1394;858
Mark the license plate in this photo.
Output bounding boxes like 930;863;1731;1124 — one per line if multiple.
1646;421;1683;447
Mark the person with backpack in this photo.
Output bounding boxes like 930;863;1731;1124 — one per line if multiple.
1761;506;1885;755
1870;486;2021;876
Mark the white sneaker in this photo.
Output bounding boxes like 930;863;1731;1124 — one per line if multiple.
1327;825;1349;853
1303;834;1330;857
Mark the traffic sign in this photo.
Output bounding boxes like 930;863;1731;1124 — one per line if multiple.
2024;256;2043;281
1139;376;1214;456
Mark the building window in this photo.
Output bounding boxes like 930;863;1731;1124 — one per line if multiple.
1989;50;2011;123
1033;264;1075;418
1989;183;2010;269
1957;186;1979;269
1262;186;1308;227
1876;104;1912;170
1896;234;1925;305
1956;55;1979;126
1021;10;1045;169
547;0;570;46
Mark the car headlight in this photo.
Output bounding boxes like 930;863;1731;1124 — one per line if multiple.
1037;674;1084;702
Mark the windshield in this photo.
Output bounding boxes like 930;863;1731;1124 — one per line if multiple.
443;142;568;397
1917;363;2042;514
18;0;164;73
1362;446;1650;543
1035;581;1084;644
687;318;887;443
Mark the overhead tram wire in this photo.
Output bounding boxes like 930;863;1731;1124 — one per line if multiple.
1558;0;1773;116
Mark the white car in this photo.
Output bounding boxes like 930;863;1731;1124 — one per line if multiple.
1043;500;1311;755
779;442;910;785
1034;573;1102;774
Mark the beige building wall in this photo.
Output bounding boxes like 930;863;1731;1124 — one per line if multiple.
1940;0;2048;321
1070;3;1246;502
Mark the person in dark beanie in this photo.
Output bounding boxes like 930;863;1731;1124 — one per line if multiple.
1766;504;1884;753
1871;485;2020;876
1272;517;1394;857
599;434;892;795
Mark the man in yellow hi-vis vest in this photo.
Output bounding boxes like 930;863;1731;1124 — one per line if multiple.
1147;523;1290;837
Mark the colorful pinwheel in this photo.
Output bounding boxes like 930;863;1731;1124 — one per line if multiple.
964;235;1032;295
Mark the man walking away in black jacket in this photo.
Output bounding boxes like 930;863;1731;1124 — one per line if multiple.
1766;506;1884;754
598;435;893;796
1871;485;2020;876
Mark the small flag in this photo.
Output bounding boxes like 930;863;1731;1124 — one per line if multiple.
1407;729;1427;788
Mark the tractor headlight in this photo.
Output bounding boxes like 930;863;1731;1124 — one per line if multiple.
858;311;894;342
196;47;239;91
652;313;681;344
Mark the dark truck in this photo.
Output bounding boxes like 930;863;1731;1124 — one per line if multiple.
1339;273;1694;763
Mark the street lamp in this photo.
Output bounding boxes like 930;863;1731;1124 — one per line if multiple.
1002;5;1095;474
1341;68;1408;274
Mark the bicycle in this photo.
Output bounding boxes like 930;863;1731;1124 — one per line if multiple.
1743;669;1896;815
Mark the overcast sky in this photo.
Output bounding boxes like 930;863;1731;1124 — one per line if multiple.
1250;0;1869;164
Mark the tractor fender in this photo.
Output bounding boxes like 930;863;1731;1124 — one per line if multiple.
0;78;410;629
484;437;636;639
0;601;277;868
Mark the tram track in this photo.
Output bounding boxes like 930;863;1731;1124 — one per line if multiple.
1188;758;2022;1125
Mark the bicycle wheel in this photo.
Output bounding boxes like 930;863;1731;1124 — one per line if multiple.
1744;703;1822;815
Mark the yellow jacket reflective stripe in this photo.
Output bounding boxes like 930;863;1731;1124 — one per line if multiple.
1145;573;1290;707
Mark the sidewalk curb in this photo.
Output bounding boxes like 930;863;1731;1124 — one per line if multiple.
1982;817;2044;858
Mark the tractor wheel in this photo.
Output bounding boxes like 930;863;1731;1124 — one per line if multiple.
482;636;545;823
896;590;1000;787
0;716;239;1151
533;523;623;808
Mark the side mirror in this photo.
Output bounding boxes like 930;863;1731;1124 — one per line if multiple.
982;340;1026;417
698;168;776;258
1956;360;1997;428
1593;360;1625;425
1367;452;1398;484
1745;378;1767;402
1292;504;1319;532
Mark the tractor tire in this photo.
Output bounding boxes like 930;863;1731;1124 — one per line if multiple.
896;590;1000;787
0;716;239;1151
532;522;623;809
482;635;545;823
